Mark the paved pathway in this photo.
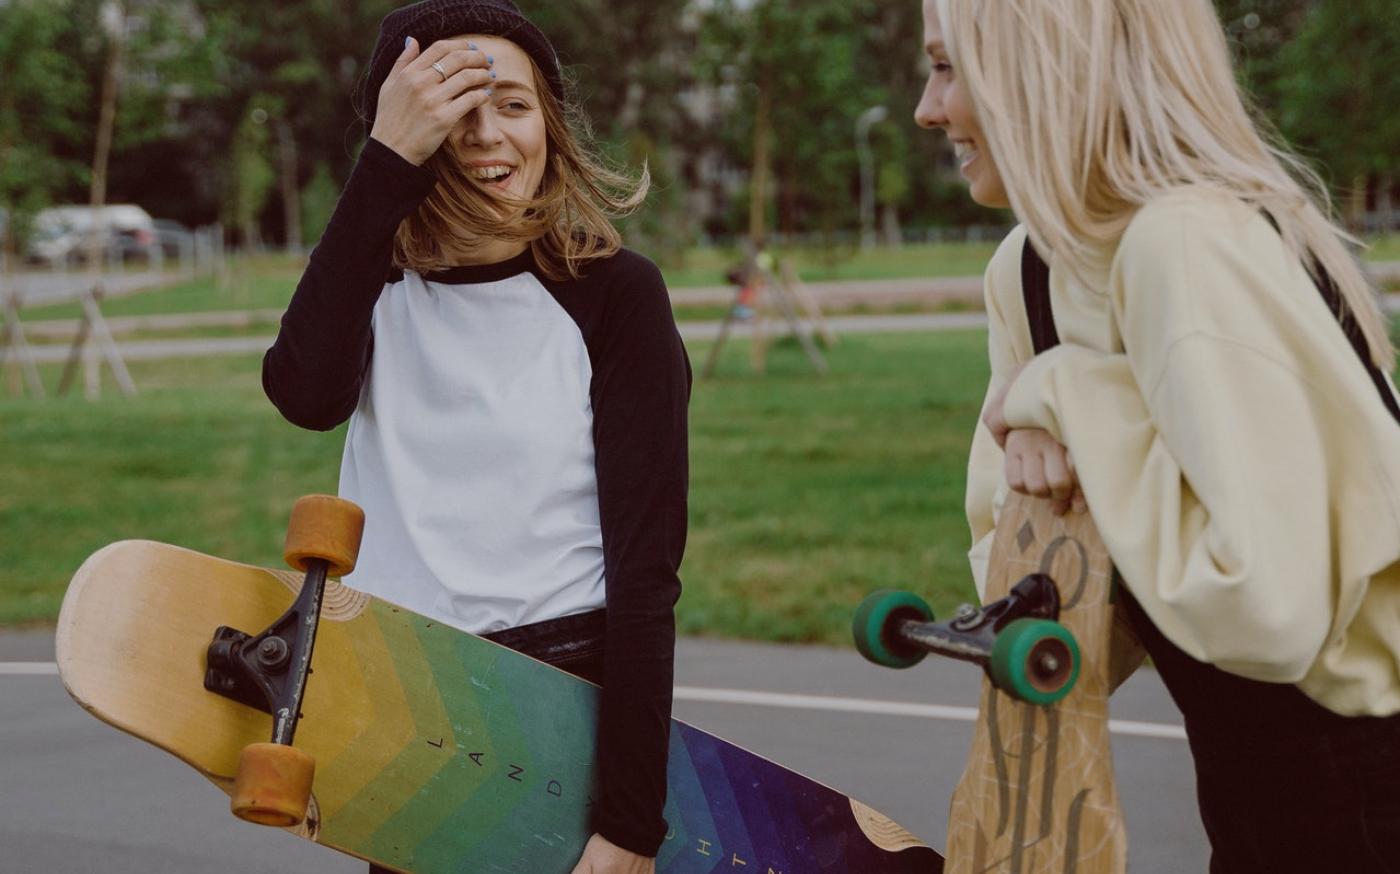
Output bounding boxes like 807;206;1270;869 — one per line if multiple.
7;254;1396;367
14;291;1400;365
14;311;999;364
3;269;188;307
670;275;984;306
1;628;1207;873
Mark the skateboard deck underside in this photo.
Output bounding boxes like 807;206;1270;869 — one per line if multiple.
945;494;1126;873
57;541;943;874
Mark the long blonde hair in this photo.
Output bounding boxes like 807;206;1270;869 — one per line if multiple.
937;0;1394;369
393;57;649;281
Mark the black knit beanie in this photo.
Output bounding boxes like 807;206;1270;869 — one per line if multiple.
358;0;564;129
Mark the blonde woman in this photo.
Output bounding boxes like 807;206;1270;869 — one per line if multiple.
917;0;1400;868
263;2;688;872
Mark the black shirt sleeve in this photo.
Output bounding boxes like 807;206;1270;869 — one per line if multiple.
262;138;436;430
575;253;691;856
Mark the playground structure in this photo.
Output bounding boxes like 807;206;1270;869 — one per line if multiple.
701;244;837;378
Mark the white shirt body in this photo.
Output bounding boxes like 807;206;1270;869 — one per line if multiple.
339;268;605;634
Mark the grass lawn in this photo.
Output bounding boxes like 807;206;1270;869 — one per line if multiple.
0;331;990;646
659;241;1004;288
16;256;308;323
6;236;1395;642
1368;235;1400;261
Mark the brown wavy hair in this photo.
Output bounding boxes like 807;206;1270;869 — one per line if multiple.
392;56;648;280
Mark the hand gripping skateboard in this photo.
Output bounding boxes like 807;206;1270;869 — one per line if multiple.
855;492;1144;874
57;495;945;873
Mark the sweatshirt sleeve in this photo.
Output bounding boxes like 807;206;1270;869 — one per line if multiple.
587;255;691;856
966;227;1030;598
998;196;1342;682
262;138;437;430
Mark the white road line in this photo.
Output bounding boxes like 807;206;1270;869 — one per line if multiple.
0;662;1186;740
674;686;1187;741
0;662;58;675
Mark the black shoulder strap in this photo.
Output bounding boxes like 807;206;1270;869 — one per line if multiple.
1313;260;1400;424
1017;233;1399;425
1259;213;1400;426
1020;236;1059;354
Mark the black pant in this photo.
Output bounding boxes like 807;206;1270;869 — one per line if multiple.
1121;593;1400;873
368;609;607;874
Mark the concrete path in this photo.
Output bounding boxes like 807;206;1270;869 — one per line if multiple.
6;257;1397;310
670;275;984;307
13;311;1000;365
3;270;188;308
1;629;1208;873
15;291;1400;365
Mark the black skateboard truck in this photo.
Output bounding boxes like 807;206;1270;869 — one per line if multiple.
201;495;364;828
853;574;1081;705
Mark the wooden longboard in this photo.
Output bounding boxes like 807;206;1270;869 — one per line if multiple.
945;493;1127;873
57;540;944;874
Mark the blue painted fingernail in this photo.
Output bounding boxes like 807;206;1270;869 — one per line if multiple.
468;42;477;50
404;36;412;49
487;55;494;65
490;71;497;79
486;88;493;96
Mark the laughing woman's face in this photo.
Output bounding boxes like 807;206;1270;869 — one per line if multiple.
913;0;1009;209
445;35;548;204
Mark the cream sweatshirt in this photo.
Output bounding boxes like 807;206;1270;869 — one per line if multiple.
966;187;1400;716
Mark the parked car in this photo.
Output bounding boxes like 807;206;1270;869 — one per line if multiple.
26;204;158;265
152;218;193;260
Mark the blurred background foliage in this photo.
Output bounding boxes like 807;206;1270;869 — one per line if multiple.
1;0;1397;637
1;0;1397;262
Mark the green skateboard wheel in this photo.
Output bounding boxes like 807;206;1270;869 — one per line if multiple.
852;589;934;669
989;618;1080;705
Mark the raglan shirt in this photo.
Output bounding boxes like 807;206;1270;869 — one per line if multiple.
262;137;690;856
966;187;1400;717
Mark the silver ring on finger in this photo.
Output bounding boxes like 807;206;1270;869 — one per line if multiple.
431;61;448;82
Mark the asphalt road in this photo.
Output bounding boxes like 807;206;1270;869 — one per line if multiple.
0;631;1208;873
3;270;189;307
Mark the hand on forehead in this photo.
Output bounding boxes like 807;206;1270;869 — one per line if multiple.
428;34;536;95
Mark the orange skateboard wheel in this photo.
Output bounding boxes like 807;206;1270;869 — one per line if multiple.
283;495;364;577
231;742;316;827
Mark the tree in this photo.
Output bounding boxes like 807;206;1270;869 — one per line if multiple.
1213;0;1315;114
299;160;339;246
0;0;251;241
0;1;93;257
181;0;397;247
222;101;276;249
1275;0;1400;228
523;0;698;260
696;0;884;242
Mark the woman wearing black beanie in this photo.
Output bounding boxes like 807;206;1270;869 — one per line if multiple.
262;3;689;872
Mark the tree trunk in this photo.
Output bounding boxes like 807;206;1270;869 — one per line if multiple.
276;119;301;253
1377;174;1395;233
617;78;646;132
880;203;902;247
748;84;771;247
241;218;262;251
1345;174;1368;233
1;212;12;276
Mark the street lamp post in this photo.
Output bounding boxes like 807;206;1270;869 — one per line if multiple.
855;105;888;251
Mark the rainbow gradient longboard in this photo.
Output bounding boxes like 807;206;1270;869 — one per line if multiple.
57;540;943;873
